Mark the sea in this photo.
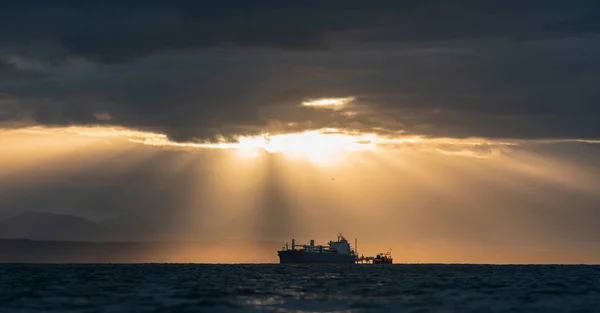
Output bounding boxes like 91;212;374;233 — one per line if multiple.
1;264;599;313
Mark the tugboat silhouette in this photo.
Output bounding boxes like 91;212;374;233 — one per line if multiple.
372;250;393;264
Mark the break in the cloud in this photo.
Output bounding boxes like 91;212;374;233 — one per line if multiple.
0;1;600;143
5;125;599;163
302;97;356;110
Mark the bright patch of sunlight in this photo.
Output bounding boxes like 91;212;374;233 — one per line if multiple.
301;97;355;110
233;129;380;164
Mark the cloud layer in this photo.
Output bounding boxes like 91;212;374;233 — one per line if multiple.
1;1;600;143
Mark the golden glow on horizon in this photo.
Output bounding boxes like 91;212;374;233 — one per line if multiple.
7;125;166;139
301;97;355;110
129;129;384;164
1;125;527;163
6;125;598;165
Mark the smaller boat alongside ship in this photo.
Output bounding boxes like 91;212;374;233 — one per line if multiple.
372;251;393;264
356;250;393;264
277;233;393;264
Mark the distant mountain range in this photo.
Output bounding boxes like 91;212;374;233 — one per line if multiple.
0;238;278;263
0;212;280;263
0;211;193;242
0;211;100;241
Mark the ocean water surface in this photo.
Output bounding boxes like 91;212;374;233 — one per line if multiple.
1;264;599;312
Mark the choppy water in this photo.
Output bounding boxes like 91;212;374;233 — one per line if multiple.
1;264;599;312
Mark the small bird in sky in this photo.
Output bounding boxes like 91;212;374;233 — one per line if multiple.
330;177;335;181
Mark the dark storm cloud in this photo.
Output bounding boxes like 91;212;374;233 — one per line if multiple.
1;0;598;63
0;0;379;63
1;1;600;141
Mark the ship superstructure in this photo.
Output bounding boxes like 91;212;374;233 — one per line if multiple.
277;233;357;264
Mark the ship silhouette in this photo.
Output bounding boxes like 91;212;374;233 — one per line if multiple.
277;233;393;264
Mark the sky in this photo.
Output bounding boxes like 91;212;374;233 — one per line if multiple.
1;1;600;263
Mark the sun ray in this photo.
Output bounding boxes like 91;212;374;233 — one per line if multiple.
496;150;600;196
252;153;296;240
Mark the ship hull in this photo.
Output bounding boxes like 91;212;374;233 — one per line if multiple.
278;250;356;264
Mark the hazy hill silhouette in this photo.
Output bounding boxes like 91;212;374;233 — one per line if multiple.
0;238;280;263
0;211;281;263
0;211;188;242
0;211;101;241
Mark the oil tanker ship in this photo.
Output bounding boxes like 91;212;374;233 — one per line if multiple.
278;233;392;264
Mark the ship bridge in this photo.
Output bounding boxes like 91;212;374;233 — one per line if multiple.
328;233;351;254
